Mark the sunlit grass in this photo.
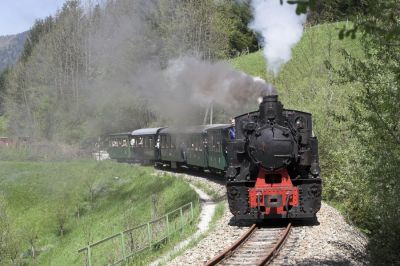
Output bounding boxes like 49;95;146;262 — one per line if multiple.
0;160;199;265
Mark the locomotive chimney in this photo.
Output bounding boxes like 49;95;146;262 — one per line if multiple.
259;86;283;123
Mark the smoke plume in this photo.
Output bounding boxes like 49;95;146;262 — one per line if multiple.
135;57;272;124
249;0;306;74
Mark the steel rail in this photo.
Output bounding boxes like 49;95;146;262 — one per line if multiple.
205;224;257;266
256;223;292;266
205;223;292;266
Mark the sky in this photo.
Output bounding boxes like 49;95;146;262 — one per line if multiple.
0;0;67;36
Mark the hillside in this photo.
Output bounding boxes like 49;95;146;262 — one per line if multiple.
0;32;28;72
0;161;199;265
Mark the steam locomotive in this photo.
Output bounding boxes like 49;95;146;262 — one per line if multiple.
107;89;322;221
226;91;322;220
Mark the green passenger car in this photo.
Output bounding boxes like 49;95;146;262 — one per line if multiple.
131;128;165;164
158;127;186;167
185;127;208;168
107;132;134;162
206;125;232;171
159;124;232;171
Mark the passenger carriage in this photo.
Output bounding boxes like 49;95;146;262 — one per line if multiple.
158;124;232;171
107;132;134;162
131;127;165;164
206;124;232;171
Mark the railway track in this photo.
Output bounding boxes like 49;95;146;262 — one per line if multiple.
205;223;292;266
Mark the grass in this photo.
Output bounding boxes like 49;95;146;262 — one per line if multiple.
191;180;221;201
0;160;199;265
209;202;225;230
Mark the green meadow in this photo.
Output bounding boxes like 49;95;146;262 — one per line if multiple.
0;160;199;265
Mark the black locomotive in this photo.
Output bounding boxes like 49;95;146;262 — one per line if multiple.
226;89;322;221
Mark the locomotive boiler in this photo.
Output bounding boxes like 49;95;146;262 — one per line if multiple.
226;89;322;221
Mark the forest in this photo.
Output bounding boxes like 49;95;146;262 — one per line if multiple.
0;0;399;264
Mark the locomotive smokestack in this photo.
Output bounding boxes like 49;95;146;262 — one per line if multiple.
259;86;283;123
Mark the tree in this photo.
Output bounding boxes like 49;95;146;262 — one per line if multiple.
0;69;9;115
328;1;400;263
228;1;259;56
157;0;237;60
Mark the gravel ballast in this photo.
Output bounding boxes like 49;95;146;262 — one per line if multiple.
156;171;368;265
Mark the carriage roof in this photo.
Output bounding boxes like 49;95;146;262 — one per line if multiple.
131;127;166;136
160;124;230;134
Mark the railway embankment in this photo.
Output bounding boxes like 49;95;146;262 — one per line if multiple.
161;172;368;266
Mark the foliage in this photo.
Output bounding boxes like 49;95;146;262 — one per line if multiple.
0;142;81;161
20;17;54;63
0;161;198;265
0;69;9;115
304;0;368;24
227;1;259;56
331;1;400;264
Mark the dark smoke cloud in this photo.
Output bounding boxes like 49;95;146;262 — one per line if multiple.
135;57;274;124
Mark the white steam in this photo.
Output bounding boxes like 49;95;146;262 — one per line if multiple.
249;0;306;74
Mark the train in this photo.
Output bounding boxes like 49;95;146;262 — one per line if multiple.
107;125;232;173
107;91;322;221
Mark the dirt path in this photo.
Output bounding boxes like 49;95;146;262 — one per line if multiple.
150;184;216;266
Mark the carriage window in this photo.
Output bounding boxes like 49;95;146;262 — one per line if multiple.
111;139;118;147
211;134;215;151
171;136;175;149
161;136;165;148
198;137;203;152
192;137;196;150
188;137;193;150
137;137;143;147
149;137;153;148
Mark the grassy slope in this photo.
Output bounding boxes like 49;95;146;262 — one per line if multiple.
230;22;362;201
0;161;198;265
